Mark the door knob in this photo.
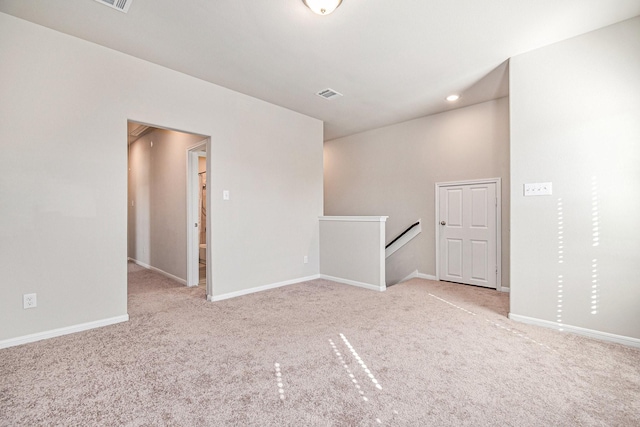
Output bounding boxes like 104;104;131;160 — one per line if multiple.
440;221;446;225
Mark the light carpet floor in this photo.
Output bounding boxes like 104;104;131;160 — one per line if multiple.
1;263;639;426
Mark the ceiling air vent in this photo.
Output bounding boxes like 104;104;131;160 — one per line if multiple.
316;88;343;100
94;0;133;13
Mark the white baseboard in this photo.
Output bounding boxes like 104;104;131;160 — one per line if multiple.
0;315;129;350
399;271;505;292
209;274;321;302
399;270;437;283
399;270;419;283
398;270;438;283
209;273;386;302
416;272;437;281
129;257;186;285
319;274;385;292
509;313;640;349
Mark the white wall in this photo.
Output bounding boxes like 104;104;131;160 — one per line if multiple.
128;129;206;280
510;17;640;340
0;13;323;343
324;98;510;285
319;217;387;290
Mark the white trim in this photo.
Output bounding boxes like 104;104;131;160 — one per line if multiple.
435;178;503;290
186;139;209;288
499;287;510;293
208;275;322;302
398;270;438;283
128;258;186;285
509;313;640;349
319;274;385;292
318;216;388;222
378;220;386;287
0;315;129;349
204;142;212;297
385;220;421;258
434;178;502;187
399;270;438;283
399;269;419;283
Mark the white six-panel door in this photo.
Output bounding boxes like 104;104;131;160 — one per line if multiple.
438;182;497;288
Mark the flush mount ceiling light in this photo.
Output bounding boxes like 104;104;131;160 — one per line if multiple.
303;0;343;15
446;94;461;102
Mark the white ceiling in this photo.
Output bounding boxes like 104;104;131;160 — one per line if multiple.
2;0;639;140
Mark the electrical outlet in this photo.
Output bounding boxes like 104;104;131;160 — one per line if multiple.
303;256;308;264
23;293;37;309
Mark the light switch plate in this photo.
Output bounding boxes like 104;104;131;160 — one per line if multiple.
223;190;230;200
524;182;552;196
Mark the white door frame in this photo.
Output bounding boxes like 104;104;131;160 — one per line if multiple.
435;178;503;291
186;139;211;296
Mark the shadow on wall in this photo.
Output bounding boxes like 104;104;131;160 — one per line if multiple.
460;60;510;104
386;243;421;285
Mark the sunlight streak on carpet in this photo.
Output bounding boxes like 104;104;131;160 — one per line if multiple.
485;319;557;353
340;333;383;390
428;294;476;316
274;362;285;400
329;339;369;401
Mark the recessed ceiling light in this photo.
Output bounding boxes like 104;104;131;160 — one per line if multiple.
446;94;460;102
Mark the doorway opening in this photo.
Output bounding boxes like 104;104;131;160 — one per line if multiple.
186;141;210;294
435;178;502;290
127;120;211;298
198;154;207;286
